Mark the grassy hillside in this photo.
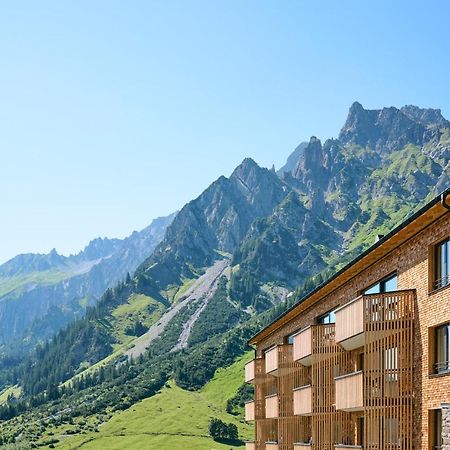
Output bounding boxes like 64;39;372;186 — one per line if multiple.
0;271;71;299
44;352;253;450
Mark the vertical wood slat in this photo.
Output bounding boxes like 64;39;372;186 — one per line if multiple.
364;290;414;450
335;371;364;412
245;400;256;421
293;327;313;365
251;290;415;450
335;296;364;343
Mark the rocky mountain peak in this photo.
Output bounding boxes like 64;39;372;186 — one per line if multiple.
277;142;308;175
400;105;450;128
338;102;430;152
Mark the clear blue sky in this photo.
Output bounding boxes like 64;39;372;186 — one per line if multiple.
1;0;449;264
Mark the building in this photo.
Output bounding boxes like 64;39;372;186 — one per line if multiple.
244;189;450;450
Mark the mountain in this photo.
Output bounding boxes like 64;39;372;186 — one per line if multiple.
134;158;289;296
277;141;308;175
0;213;176;352
1;102;449;448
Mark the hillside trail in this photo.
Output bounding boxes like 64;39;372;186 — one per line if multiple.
124;258;229;360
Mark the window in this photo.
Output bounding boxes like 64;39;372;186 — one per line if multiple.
364;273;398;295
434;323;450;374
431;409;442;449
435;238;450;290
385;347;398;382
357;353;365;371
317;309;336;324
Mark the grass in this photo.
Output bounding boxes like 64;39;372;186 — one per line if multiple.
110;293;165;344
52;353;254;450
173;277;196;303
0;270;71;299
0;385;21;405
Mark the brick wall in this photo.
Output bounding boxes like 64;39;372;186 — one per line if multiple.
255;211;450;449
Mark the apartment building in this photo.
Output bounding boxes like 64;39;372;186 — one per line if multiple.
244;189;450;450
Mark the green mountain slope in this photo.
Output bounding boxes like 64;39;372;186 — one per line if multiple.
1;102;450;448
0;214;175;355
20;353;253;450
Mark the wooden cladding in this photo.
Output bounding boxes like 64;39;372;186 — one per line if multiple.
266;443;279;450
245;359;256;383
248;290;416;450
293;327;313;366
310;324;353;449
335;371;363;412
265;344;294;376
246;358;265;384
265;346;279;375
293;385;312;416
245;400;255;421
265;394;279;419
363;290;414;450
335;296;364;350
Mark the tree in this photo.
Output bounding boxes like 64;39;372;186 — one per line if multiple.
208;418;238;441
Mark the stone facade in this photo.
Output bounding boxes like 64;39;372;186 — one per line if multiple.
442;404;450;450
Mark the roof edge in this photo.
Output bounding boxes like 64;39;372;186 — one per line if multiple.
249;187;450;345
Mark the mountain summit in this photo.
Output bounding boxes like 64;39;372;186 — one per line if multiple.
339;101;450;153
1;102;450;448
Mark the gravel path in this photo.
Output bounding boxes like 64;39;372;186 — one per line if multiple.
124;258;229;360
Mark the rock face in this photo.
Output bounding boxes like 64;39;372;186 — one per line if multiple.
4;102;450;407
338;101;449;153
231;102;450;300
135;158;289;291
3;102;450;361
0;213;176;348
277;142;308;175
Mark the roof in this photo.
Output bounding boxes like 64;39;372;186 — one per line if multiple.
249;187;450;345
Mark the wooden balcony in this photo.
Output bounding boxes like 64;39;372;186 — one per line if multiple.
245;442;256;450
245;358;264;383
335;290;415;351
293;326;313;366
265;394;279;418
265;344;292;376
266;443;279;450
293;384;313;416
335;296;364;350
294;444;312;450
265;345;279;375
244;400;255;421
335;371;363;412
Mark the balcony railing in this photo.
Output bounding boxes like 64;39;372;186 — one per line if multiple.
293;327;313;366
266;443;279;450
435;274;450;290
434;360;450;375
335;371;363;412
335;296;364;350
265;394;279;418
245;358;264;383
293;384;313;416
335;290;415;351
265;344;293;376
294;444;312;450
244;400;255;421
